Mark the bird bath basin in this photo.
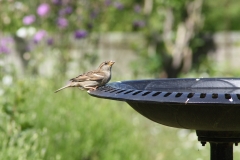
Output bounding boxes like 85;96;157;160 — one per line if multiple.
89;78;240;160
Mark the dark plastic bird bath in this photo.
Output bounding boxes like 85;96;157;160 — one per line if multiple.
88;78;240;160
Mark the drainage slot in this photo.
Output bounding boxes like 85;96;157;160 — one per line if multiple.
175;93;183;97
142;92;151;96
152;92;161;97
124;90;134;94
237;94;240;100
225;94;231;99
164;93;172;97
212;93;218;99
200;93;206;98
132;91;142;95
187;93;194;98
109;89;119;93
116;90;125;94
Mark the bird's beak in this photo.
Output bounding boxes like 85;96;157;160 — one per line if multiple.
109;61;115;66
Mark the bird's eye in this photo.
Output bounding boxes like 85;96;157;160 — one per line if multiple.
105;62;108;65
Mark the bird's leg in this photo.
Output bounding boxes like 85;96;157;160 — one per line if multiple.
91;86;98;90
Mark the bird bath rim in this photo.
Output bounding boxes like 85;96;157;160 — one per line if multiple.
89;78;240;105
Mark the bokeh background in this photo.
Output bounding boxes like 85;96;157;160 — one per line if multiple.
1;0;240;159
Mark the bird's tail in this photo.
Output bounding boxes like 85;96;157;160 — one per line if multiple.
54;84;71;93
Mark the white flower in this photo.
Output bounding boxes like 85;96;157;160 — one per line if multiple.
2;75;13;86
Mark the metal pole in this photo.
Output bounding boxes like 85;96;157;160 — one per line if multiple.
210;143;233;160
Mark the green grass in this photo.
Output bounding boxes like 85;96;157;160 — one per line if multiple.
2;77;240;160
1;78;153;160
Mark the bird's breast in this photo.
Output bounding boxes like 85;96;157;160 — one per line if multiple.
100;71;111;85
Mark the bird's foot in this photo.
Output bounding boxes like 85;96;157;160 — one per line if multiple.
88;86;98;92
89;87;97;91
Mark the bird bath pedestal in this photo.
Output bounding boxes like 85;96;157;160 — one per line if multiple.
89;78;240;160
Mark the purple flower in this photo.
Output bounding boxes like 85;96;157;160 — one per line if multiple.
57;17;68;28
52;0;62;5
105;0;112;6
134;4;141;13
0;37;12;54
59;6;72;15
65;6;72;14
34;30;47;43
0;45;10;54
23;15;36;25
74;30;88;39
37;3;50;17
114;2;124;10
47;38;54;45
2;37;13;45
133;20;146;29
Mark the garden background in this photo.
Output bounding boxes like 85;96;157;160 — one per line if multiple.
1;0;240;159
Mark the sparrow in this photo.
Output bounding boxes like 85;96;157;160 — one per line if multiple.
55;61;115;93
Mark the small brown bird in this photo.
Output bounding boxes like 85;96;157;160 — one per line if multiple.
55;61;115;93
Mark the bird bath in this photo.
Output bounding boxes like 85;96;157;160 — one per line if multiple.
89;78;240;160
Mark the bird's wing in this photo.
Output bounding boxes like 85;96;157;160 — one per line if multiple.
70;70;105;82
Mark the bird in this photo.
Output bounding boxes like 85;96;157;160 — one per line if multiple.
54;60;115;93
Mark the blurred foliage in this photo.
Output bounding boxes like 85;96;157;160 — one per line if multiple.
0;75;150;159
1;0;240;33
203;0;240;31
1;0;240;159
1;0;240;76
0;75;45;159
